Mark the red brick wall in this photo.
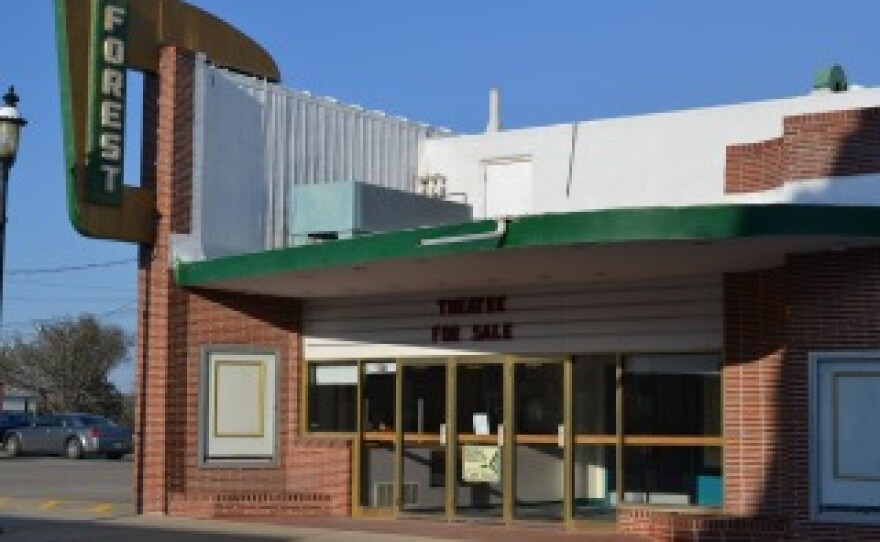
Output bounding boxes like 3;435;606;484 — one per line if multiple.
135;46;351;519
722;269;786;517
780;247;880;540
784;108;880;181
725;106;880;193
725;139;783;194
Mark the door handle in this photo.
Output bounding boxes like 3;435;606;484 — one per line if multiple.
558;424;565;448
497;424;504;447
439;423;446;446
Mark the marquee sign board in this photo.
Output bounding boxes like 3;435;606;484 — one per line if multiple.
54;0;280;243
88;0;129;205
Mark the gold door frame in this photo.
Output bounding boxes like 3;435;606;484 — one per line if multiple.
352;355;573;525
394;359;451;519
353;360;396;518
454;356;508;523
507;356;569;524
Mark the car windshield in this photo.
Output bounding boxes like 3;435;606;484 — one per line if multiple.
74;415;117;427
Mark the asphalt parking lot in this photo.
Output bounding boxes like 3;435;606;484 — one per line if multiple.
0;456;131;513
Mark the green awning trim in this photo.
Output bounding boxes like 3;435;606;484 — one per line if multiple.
175;204;880;287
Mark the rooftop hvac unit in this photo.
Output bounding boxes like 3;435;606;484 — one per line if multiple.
289;181;472;246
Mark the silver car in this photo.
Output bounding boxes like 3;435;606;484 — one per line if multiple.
4;413;131;460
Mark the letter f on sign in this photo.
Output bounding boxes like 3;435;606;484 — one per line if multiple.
104;5;126;32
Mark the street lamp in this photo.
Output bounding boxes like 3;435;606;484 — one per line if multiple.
0;86;27;328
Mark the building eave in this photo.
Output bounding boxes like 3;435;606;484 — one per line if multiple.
174;204;880;297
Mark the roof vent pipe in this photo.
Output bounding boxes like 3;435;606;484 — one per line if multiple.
813;64;848;93
486;87;502;132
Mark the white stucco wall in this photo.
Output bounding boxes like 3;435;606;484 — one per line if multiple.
421;88;880;217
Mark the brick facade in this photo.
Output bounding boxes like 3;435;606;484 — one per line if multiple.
136;45;880;538
725;106;880;193
135;47;350;519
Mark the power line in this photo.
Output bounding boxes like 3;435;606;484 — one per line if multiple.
4;295;134;302
7;258;136;276
0;300;138;330
101;300;138;317
7;278;133;292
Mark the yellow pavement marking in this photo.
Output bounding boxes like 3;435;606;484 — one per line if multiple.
90;503;116;515
0;497;129;516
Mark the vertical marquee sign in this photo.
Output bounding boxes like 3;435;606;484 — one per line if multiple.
54;0;280;243
88;0;128;205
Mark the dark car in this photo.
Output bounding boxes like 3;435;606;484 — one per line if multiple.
4;413;131;460
0;411;33;444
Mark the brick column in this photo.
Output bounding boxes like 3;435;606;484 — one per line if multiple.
722;269;786;516
135;46;194;515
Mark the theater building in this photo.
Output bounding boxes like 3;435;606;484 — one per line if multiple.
56;1;880;539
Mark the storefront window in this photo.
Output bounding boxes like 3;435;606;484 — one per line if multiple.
360;362;396;509
303;352;724;515
514;362;564;520
572;355;617;520
622;354;722;506
307;362;357;432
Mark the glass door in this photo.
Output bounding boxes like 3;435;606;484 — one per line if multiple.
513;360;565;521
397;362;448;516
455;362;505;520
357;361;396;515
571;355;618;522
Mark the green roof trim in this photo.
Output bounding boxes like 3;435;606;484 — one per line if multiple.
175;204;880;287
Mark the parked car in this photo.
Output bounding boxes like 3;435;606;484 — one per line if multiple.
4;413;131;460
0;411;33;445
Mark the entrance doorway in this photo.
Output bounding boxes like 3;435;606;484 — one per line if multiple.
398;363;447;516
456;362;504;520
347;353;721;525
514;362;564;520
355;357;568;523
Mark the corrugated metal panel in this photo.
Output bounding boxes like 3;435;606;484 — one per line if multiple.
302;276;722;360
187;60;270;260
231;73;443;192
180;57;451;261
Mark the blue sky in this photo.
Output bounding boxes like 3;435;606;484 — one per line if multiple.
3;0;880;391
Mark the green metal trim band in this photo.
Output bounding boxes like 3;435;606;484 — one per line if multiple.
175;204;880;287
55;0;86;236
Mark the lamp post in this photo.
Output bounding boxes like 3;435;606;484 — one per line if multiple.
0;86;27;329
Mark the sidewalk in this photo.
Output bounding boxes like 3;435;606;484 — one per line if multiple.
121;514;645;542
0;508;647;541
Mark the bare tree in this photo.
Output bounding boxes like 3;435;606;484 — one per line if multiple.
0;315;131;418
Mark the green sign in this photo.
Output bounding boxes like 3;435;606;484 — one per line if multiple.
462;445;501;483
86;0;128;205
